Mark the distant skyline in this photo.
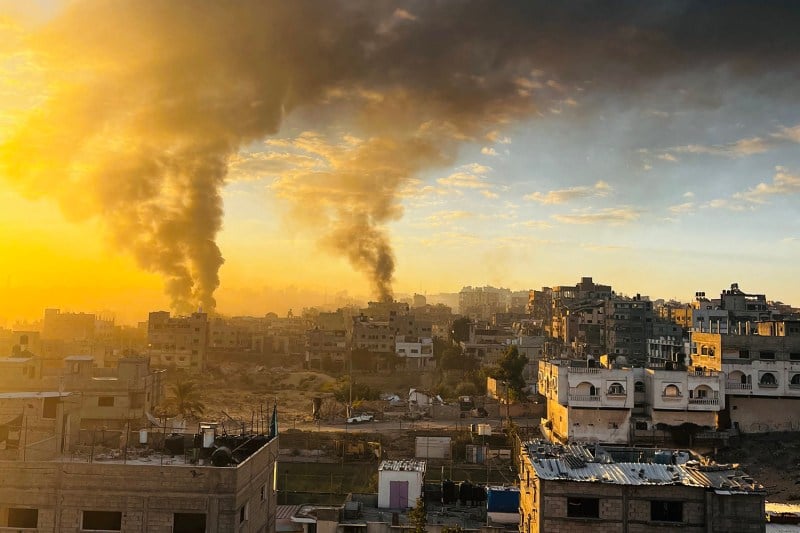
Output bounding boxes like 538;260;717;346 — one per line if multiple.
1;2;799;323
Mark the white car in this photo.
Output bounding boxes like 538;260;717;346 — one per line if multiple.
347;413;374;424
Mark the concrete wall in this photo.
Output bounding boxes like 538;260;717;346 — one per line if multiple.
727;397;800;433
567;407;631;445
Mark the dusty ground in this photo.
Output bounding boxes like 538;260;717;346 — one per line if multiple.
714;433;800;503
185;359;800;503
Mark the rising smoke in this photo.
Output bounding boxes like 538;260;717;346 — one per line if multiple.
1;1;798;309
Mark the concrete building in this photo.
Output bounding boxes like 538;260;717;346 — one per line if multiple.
147;311;209;370
305;328;348;370
0;391;279;532
209;317;253;351
377;460;426;509
604;295;655;364
458;286;512;320
395;336;434;370
519;440;765;533
692;319;800;432
538;359;634;444
538;359;725;445
0;355;165;433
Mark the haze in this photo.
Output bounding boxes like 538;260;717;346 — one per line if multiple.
1;1;799;324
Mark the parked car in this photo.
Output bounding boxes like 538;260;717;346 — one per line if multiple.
347;413;374;424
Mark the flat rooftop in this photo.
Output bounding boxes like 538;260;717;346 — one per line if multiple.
523;440;763;493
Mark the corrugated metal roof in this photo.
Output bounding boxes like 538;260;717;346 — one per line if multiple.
0;391;72;399
379;459;426;472
524;440;762;492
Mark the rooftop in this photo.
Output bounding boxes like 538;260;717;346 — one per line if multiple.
0;391;71;399
379;459;426;473
523;440;763;493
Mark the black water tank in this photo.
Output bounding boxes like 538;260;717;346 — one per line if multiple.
211;446;233;467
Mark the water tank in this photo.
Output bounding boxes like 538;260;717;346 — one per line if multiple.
211;446;232;467
139;429;148;445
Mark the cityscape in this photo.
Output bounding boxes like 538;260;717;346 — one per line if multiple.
1;1;800;532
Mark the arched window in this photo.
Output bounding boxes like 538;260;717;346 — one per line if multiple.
634;381;645;393
760;373;777;386
608;382;626;396
694;385;714;399
790;374;800;386
575;381;597;396
664;384;681;397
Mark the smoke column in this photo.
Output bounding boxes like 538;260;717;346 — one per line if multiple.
1;1;797;307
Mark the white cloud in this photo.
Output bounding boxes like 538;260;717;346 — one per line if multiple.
657;153;678;163
480;190;499;199
481;146;498;156
732;166;800;204
552;207;641;225
525;180;611;204
668;202;694;214
485;130;512;144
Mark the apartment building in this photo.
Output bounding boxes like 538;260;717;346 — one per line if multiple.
0;354;165;432
146;311;209;370
519;440;765;533
305;328;348;370
208;317;253;351
692;319;800;433
395;336;434;370
538;359;724;445
604;295;655;364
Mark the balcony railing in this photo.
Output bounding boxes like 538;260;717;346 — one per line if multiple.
726;382;752;390
688;398;719;405
789;383;800;389
569;394;600;402
758;382;779;388
568;367;601;373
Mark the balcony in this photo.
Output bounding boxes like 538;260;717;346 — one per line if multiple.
726;382;752;391
758;382;779;389
688;398;719;406
568;394;600;403
568;366;601;373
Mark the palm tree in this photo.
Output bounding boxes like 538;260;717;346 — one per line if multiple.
165;378;205;420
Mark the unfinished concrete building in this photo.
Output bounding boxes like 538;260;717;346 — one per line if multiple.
0;389;279;532
147;311;209;370
519;440;765;533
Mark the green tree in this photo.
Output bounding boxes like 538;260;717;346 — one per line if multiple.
408;497;427;533
450;317;471;343
165;378;205;419
494;345;528;400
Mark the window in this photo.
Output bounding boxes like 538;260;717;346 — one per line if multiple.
760;373;777;386
790;374;800;386
634;381;645;393
663;384;681;397
607;383;625;396
173;513;206;533
739;349;749;359
760;351;776;360
650;500;683;522
98;396;115;407
239;503;248;523
82;511;122;531
7;508;38;528
791;353;800;361
567;497;599;518
42;397;58;419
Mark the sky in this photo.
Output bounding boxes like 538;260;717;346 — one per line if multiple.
0;1;799;325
